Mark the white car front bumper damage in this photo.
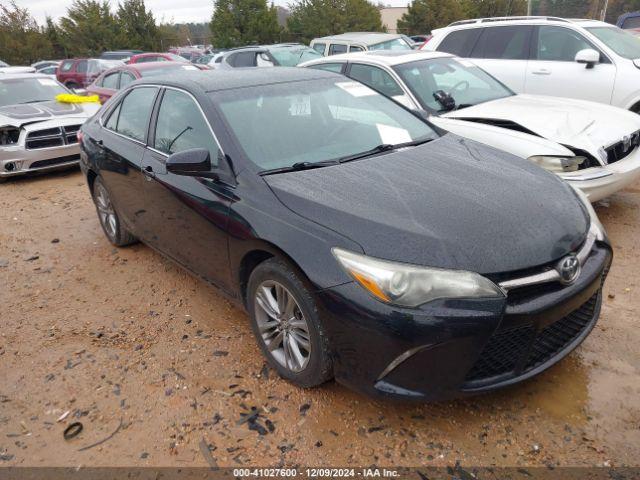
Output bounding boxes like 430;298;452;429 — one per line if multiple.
0;118;84;179
560;147;640;202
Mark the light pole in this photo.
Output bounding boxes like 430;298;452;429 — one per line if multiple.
527;0;532;16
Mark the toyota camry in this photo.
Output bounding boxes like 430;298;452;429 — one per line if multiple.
79;68;611;400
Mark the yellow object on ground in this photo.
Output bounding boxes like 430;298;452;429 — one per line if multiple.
55;93;101;104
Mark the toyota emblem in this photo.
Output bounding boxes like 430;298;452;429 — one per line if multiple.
557;255;581;285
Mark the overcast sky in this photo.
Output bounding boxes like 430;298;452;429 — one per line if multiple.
18;0;410;25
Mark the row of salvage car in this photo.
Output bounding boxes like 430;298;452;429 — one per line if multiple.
2;51;640;202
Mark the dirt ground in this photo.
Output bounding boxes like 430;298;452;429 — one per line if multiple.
0;168;639;469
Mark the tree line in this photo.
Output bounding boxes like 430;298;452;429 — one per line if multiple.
1;0;638;65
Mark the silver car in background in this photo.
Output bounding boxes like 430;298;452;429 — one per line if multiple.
0;74;99;181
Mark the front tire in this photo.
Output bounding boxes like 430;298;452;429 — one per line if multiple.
247;258;333;388
91;176;137;247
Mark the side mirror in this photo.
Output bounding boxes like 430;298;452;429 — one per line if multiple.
166;148;212;176
575;49;600;69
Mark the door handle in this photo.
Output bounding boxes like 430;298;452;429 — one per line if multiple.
143;165;155;180
532;69;551;75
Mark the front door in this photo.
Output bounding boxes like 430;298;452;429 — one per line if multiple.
140;88;234;291
525;25;616;104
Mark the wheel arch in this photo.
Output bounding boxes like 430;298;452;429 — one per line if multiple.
237;241;315;308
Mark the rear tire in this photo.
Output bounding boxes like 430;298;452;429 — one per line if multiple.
247;258;333;388
91;176;137;247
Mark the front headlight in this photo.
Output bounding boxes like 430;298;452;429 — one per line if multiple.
571;186;605;241
332;248;504;307
529;155;585;173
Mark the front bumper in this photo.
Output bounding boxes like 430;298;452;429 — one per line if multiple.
0;144;81;178
560;147;640;202
316;242;612;401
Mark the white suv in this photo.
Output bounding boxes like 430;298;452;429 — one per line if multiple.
423;16;640;113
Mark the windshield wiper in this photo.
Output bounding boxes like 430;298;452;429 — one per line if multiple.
260;138;435;175
20;100;51;104
260;160;340;175
335;143;396;163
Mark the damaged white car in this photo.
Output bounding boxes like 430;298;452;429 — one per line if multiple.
0;73;99;181
302;51;640;202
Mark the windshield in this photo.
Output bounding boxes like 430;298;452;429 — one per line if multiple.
215;78;437;171
586;26;640;59
0;60;8;67
394;57;513;113
139;64;199;77
369;38;413;51
0;77;67;107
268;45;322;66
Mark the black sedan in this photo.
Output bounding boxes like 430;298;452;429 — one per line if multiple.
78;68;611;401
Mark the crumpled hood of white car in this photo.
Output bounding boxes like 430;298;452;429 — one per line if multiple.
443;94;640;151
0;100;98;128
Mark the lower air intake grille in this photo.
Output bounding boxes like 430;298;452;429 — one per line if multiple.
464;291;600;385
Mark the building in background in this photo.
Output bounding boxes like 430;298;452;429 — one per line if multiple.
379;7;408;34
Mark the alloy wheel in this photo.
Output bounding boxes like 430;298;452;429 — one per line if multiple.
94;183;117;239
254;280;311;373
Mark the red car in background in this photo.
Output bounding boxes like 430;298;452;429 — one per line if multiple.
86;61;200;103
127;52;191;64
56;58;123;89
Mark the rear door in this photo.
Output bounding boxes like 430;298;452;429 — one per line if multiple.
140;88;234;290
467;25;533;92
97;86;159;235
524;25;616;104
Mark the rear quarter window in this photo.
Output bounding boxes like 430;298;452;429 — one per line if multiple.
437;28;482;56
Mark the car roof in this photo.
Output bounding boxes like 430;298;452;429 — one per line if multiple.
435;16;612;33
128;61;189;71
312;32;404;44
132;67;340;93
302;50;452;67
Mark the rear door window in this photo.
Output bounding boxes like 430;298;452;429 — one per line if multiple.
470;26;533;60
76;60;88;73
107;87;158;142
436;28;482;56
349;46;364;52
329;44;348;55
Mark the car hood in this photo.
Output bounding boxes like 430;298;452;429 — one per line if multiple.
443;94;640;158
264;135;589;275
0;100;98;128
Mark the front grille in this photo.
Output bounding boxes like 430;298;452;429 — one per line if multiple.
29;154;80;169
464;291;600;385
25;125;82;150
605;130;640;164
505;281;564;306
